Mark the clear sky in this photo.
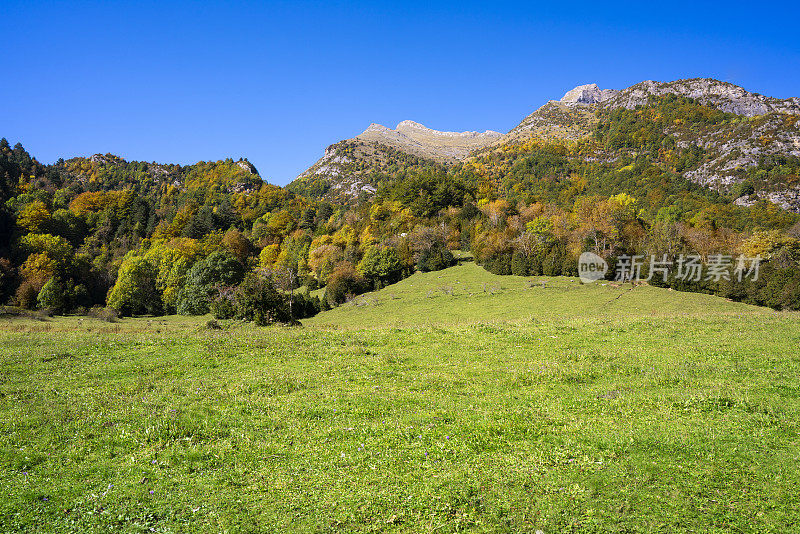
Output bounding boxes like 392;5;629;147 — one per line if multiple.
4;1;799;185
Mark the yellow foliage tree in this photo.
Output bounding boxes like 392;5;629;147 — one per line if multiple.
258;244;281;269
18;200;51;233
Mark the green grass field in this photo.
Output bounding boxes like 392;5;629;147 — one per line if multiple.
303;263;769;328
2;264;799;532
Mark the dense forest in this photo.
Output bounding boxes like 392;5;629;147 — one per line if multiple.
2;96;799;322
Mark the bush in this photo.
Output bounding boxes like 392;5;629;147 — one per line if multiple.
37;277;68;314
210;287;237;319
733;180;756;198
87;306;119;322
0;257;16;304
561;255;578;277
233;273;290;325
528;253;544;276
324;262;367;307
483;254;512;276
753;264;800;310
542;249;563;276
510;252;529;276
291;290;322;320
15;281;38;310
417;244;455;273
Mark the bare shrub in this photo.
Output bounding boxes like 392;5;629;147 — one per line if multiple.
88;306;120;323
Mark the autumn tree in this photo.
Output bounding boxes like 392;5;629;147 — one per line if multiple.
357;246;403;288
308;242;343;283
222;228;252;263
574;196;616;255
18;200;52;233
107;254;162;316
143;239;204;313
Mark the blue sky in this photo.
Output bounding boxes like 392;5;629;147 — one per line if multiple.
4;1;799;185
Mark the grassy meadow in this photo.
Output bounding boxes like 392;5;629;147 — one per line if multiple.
2;264;800;532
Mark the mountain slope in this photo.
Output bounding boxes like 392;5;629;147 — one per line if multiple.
290;77;800;211
489;100;598;147
286;139;448;203
485;79;800;212
603;78;800;117
287;120;500;202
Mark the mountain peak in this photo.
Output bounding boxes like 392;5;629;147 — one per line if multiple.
364;123;394;134
394;120;502;138
396;119;428;130
560;84;618;105
355;120;502;162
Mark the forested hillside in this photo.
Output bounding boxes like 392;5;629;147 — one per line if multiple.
2;81;800;320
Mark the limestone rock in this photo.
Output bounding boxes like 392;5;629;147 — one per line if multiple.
560;83;618;105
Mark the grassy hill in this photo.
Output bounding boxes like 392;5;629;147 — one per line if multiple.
304;262;770;329
1;267;799;532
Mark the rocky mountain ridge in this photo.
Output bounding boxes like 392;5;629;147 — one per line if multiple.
604;78;800;117
560;83;619;105
356;120;503;163
291;78;800;210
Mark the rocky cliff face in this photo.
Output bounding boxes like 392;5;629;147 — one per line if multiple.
560;83;618;105
500;79;800;212
678;113;800;211
597;79;800;211
495;84;617;146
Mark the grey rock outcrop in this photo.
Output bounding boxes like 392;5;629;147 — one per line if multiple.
356;120;502;162
560;84;618;105
604;78;800;117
